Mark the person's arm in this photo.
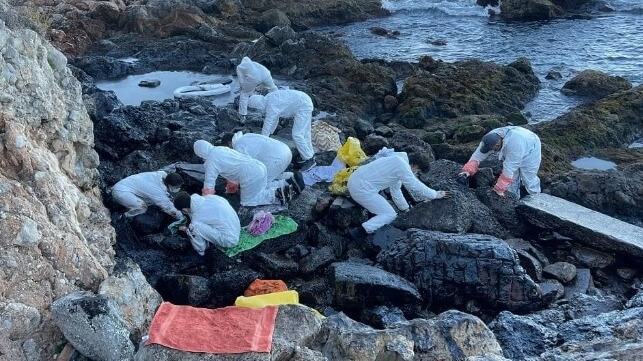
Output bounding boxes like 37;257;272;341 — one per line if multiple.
202;159;220;194
390;181;410;211
494;141;522;195
261;108;280;136
461;141;491;176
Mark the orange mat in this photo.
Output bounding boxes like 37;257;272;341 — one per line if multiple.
147;302;278;354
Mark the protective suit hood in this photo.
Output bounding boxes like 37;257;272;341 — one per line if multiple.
231;131;243;147
248;94;266;112
194;140;214;159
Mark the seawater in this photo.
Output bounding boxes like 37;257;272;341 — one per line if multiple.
315;0;643;123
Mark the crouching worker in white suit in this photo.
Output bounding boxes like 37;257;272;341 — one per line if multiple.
193;140;294;206
348;153;452;234
459;126;541;198
173;191;240;255
220;132;305;194
236;56;278;118
247;89;316;171
112;171;184;219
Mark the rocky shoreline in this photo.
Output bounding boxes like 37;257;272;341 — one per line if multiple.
1;1;642;360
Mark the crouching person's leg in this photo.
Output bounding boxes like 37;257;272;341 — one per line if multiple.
112;188;147;217
349;186;398;234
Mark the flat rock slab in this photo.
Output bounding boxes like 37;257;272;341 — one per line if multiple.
518;193;643;258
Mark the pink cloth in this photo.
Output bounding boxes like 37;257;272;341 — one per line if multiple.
147;302;278;354
249;211;274;236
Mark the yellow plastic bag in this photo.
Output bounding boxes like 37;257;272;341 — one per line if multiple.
328;166;359;196
337;137;368;167
234;290;299;308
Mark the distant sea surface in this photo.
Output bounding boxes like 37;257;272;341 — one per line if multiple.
315;0;643;122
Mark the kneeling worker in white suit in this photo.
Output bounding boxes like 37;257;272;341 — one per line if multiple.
459;126;541;198
348;153;452;234
193;140;294;206
173;191;240;255
247;89;316;171
112;171;184;219
236;56;278;118
220;131;305;194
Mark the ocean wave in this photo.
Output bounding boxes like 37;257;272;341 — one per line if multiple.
383;0;489;17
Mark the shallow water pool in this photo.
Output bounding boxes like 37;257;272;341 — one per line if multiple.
571;157;617;171
95;70;239;107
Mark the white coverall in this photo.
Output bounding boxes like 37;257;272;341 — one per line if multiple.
347;155;440;233
236;56;278;116
112;171;182;219
193;140;279;207
231;132;293;185
463;126;541;197
255;89;315;161
186;194;240;255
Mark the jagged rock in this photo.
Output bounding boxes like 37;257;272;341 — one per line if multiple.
626;289;643;308
299;246;336;275
138;79;161;88
265;25;298;46
397;57;539;119
1;13;114;358
0;302;41;341
255;253;300;278
313;312;415;360
361;305;407;329
377;230;542;312
330;262;422;311
299;278;334;308
533;86;643;175
309;223;349;257
617;267;638;280
543;262;577;284
155;274;212;306
565;292;623;319
564;268;594;298
500;0;564;21
489;310;563;360
571;245;615;269
98;259;162;342
562;69;632;98
396;310;505;359
255;9;291;34
209;269;263;307
541;307;643;360
52;292;135;361
543;166;643;227
546;70;563;80
540;279;565;302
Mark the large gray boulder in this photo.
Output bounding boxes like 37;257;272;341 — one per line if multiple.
377;230;542;312
51;292;135;361
330;262;422;310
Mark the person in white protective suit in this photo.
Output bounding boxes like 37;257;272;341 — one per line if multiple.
173;191;240;256
458;126;541;198
193;140;294;206
112;171;184;219
247;89;316;171
348;153;452;234
220;131;306;194
236;56;278;119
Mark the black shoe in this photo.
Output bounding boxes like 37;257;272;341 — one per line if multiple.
286;171;306;195
275;185;293;206
296;157;316;172
348;226;368;241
